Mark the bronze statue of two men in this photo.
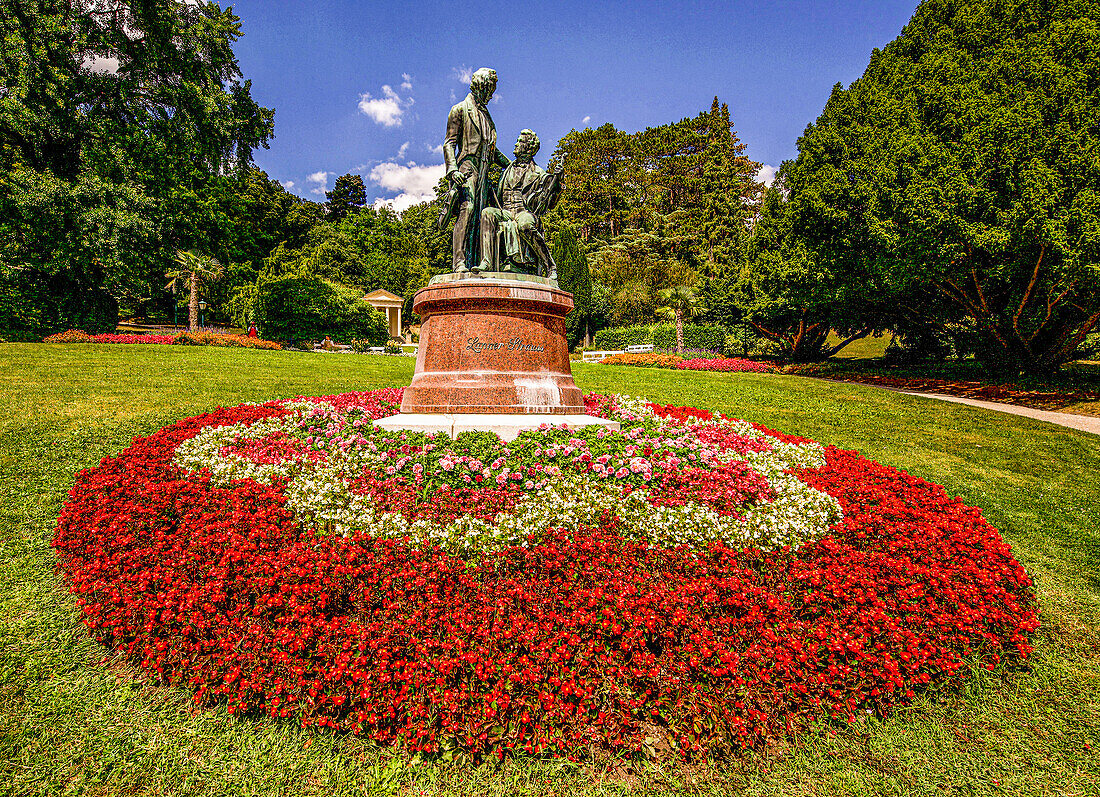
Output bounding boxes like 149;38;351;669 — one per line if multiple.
438;68;562;280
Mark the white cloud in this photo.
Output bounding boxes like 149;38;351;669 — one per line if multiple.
451;65;473;85
581;115;591;125
429;143;444;156
372;193;432;213
281;180;295;189
357;84;412;127
756;164;777;187
82;54;119;74
397;141;409;159
368;161;446;212
307;171;329;196
400;73;413;91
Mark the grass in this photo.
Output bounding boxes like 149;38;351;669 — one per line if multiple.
1;344;1098;796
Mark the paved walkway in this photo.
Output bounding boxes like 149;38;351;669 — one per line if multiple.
811;376;1100;435
872;385;1100;435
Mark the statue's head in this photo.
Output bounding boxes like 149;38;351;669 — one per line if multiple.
514;129;540;159
470;68;497;105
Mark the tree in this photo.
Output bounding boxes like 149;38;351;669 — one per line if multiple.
780;0;1100;375
737;181;886;362
166;250;224;331
550;102;762;273
326;173;367;222
551;226;593;347
657;284;705;353
0;0;273;332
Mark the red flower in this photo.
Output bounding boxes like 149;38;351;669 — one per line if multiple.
52;392;1038;760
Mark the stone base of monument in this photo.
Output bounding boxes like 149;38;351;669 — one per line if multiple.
377;273;620;439
374;412;618;442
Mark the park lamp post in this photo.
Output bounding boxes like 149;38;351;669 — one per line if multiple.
198;300;207;330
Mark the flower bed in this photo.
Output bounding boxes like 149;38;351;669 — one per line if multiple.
44;329;281;349
53;390;1037;759
677;357;776;373
598;352;684;368
597;352;776;373
44;330;178;344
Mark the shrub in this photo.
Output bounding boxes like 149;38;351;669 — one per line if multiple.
595;324;729;352
43;329;95;343
2;267;118;335
44;330;177;344
254;275;388;344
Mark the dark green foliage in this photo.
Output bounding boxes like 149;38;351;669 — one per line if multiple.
594;323;726;351
776;0;1100;374
594;325;654;350
262;204;447;314
552;101;761;268
698;277;742;329
325;174;367;223
0;0;273;331
550;100;763;332
253;275;387;344
551;226;592;348
0;266;117;334
737;179;884;363
651;323;725;352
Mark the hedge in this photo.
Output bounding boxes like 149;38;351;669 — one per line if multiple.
594;324;727;352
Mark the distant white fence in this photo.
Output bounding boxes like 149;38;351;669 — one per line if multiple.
582;350;624;363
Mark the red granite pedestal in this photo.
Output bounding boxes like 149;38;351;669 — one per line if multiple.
374;274;619;440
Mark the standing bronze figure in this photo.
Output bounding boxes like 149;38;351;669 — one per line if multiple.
439;68;509;273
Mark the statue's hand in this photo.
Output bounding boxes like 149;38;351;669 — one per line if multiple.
447;170;465;188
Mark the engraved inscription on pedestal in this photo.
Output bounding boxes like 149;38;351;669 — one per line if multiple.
466;337;546;354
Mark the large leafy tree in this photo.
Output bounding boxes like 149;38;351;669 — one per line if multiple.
738;179;892;362
0;0;273;332
782;0;1100;374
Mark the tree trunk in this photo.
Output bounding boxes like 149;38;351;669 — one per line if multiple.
676;308;685;354
189;275;199;331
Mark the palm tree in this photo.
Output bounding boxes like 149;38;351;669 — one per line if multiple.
657;284;705;354
165;250;224;331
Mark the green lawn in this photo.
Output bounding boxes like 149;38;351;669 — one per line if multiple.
1;344;1097;796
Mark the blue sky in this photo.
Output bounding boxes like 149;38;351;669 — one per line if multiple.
229;0;920;210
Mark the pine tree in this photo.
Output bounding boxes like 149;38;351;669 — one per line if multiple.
325;174;367;222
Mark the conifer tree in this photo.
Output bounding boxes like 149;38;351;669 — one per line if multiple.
325;174;367;222
551;226;593;348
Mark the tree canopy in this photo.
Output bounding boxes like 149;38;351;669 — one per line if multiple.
771;0;1100;374
0;0;273;332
